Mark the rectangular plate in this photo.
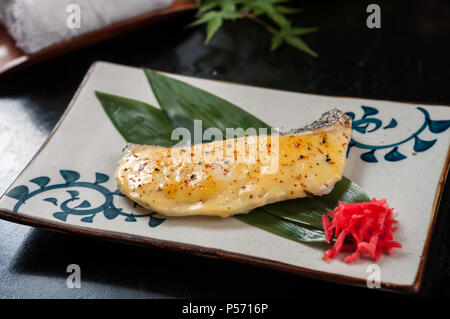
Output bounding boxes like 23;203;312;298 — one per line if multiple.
1;61;449;293
0;0;196;75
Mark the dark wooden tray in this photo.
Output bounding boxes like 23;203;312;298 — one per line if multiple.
0;0;196;75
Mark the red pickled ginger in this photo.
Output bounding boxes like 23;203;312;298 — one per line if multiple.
322;198;401;263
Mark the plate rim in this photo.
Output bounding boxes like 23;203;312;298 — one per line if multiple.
1;60;449;294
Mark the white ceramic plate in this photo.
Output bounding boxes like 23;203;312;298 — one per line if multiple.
1;61;449;292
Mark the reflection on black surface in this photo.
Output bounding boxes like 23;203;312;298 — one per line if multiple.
5;228;400;299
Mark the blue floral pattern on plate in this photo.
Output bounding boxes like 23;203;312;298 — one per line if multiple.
346;106;450;162
6;170;165;228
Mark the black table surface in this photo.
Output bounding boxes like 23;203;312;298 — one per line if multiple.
0;0;449;299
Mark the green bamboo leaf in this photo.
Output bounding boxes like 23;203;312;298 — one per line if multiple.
96;91;175;146
262;197;331;229
261;177;370;229
235;208;325;243
320;176;371;204
143;68;271;142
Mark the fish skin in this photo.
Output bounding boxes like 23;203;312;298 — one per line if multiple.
116;109;352;217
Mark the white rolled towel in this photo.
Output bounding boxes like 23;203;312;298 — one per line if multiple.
0;0;173;54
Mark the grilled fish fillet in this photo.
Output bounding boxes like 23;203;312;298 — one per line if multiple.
116;109;352;217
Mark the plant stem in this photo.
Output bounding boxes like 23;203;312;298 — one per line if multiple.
239;11;276;34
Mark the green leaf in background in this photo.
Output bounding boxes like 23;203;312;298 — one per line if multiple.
270;25;319;57
291;26;319;36
206;13;224;43
95;92;175;147
274;5;303;15
189;2;243;43
97;69;371;244
187;10;222;28
193;0;318;56
283;34;318;58
144;68;271;143
270;33;283;51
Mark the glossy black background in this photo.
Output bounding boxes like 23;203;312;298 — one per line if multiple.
0;0;449;298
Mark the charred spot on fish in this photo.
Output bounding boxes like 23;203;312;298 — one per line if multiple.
282;109;351;135
304;190;314;197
